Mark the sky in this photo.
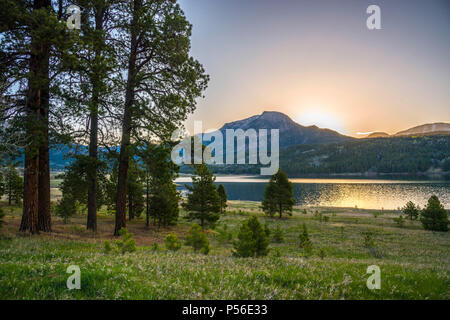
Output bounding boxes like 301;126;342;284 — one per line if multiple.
178;0;450;137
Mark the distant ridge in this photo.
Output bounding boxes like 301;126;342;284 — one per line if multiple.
367;132;390;138
395;122;450;136
364;122;450;139
219;111;352;147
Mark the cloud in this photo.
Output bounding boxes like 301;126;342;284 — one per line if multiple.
356;131;375;135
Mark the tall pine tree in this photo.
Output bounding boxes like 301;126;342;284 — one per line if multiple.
69;0;119;232
4;165;23;206
420;195;448;232
183;163;220;229
217;184;227;214
113;0;208;235
141;143;180;228
262;168;295;219
1;0;78;233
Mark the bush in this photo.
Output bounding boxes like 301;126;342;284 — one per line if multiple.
271;225;284;243
298;223;312;256
264;223;271;237
116;228;137;253
55;195;77;224
215;224;233;243
362;231;380;257
318;248;326;259
165;233;182;251
362;231;375;249
233;216;269;257
339;226;345;239
271;247;282;257
402;201;419;220
393;215;405;228
313;211;329;222
151;242;160;251
103;228;136;254
0;208;5;231
362;230;382;258
420;195;448;232
0;208;9;239
185;224;210;254
70;225;87;234
104;240;113;253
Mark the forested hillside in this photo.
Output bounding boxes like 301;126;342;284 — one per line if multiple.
281;135;450;175
206;135;450;177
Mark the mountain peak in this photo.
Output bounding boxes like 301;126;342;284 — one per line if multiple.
260;110;291;118
219;110;351;147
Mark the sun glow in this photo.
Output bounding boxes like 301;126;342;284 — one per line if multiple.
295;110;344;133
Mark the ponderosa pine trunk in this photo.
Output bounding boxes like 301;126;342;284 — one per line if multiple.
38;111;51;232
145;170;149;227
20;146;39;234
38;45;51;232
114;75;133;235
8;176;11;206
87;5;105;233
86;95;98;231
114;0;141;236
20;81;41;234
20;0;51;234
115;125;131;235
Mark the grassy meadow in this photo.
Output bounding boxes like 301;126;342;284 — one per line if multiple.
0;200;449;300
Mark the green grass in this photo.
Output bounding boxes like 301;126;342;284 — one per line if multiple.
0;201;449;299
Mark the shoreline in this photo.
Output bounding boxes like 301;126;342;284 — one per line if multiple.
226;200;405;213
176;175;449;184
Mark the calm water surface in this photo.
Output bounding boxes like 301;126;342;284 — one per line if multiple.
175;175;450;210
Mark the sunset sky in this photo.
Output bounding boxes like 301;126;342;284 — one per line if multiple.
179;0;450;137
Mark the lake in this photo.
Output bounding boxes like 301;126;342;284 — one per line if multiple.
175;175;450;210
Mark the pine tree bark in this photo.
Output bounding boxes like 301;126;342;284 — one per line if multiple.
114;0;141;236
20;81;40;234
114;84;133;235
115;132;130;235
38;120;51;232
8;174;11;206
87;3;107;232
38;48;51;232
86;99;98;231
145;170;149;227
20;147;39;234
20;0;51;234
